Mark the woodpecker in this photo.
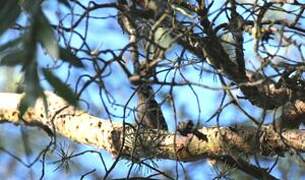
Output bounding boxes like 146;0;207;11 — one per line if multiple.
117;1;170;131
136;84;168;130
228;10;245;75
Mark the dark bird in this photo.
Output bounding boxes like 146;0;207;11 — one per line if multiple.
229;11;245;75
136;84;168;130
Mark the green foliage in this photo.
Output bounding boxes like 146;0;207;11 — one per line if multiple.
0;0;82;114
0;0;21;36
20;62;44;116
153;27;174;49
0;37;23;53
43;69;78;106
35;9;59;60
59;47;84;68
0;49;27;66
58;0;71;8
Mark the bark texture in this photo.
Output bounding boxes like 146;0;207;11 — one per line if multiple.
0;91;305;161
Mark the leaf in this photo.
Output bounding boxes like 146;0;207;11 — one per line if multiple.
0;48;25;66
43;68;78;106
19;92;39;116
0;37;23;52
58;0;71;8
0;0;21;36
0;37;24;66
19;62;43;116
35;10;59;59
154;27;174;49
59;47;84;68
20;0;41;15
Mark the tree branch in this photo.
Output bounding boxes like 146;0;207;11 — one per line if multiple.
0;92;305;160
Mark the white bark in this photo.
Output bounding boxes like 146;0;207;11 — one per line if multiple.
0;91;305;161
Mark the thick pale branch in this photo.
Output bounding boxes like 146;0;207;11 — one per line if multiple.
0;92;305;161
0;92;122;155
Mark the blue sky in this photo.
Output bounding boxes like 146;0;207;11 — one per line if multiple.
0;0;258;179
0;0;305;179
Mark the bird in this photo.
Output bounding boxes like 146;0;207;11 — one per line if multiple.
228;11;245;75
136;83;168;130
